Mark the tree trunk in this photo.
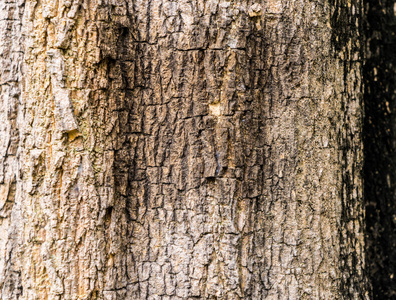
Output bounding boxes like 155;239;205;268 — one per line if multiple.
0;0;369;299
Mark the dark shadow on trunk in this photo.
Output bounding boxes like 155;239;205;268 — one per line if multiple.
364;0;396;298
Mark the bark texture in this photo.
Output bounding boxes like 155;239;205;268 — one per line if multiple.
0;0;25;298
0;0;368;299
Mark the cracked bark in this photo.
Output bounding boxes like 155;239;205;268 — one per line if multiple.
0;0;369;299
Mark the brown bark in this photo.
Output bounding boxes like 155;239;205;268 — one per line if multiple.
0;0;368;299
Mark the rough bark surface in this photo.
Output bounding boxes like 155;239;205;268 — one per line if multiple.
0;0;367;299
0;0;25;298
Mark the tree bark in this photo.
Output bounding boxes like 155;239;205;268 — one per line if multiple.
0;0;369;299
